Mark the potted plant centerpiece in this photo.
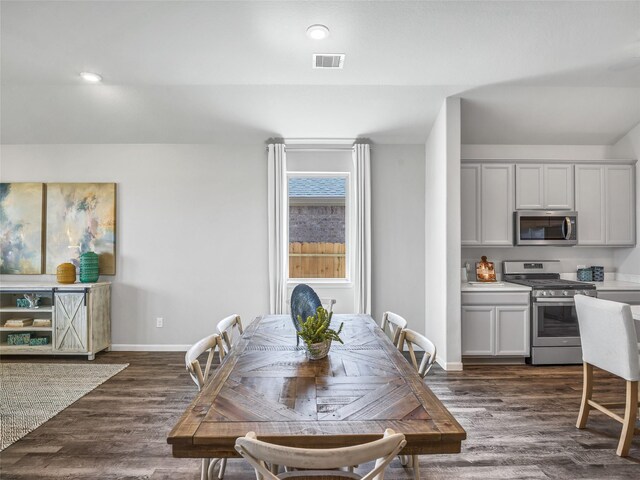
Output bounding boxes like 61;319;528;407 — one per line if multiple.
297;306;344;360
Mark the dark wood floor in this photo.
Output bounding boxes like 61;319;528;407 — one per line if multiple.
0;352;638;479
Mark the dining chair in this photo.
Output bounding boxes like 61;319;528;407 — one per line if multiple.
396;328;437;479
185;333;227;479
235;428;406;480
380;311;407;348
216;314;243;354
574;295;640;457
398;328;437;379
320;298;337;314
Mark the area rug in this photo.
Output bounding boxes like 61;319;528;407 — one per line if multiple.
0;362;128;451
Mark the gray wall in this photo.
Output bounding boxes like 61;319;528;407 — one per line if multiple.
613;122;640;276
0;144;269;347
0;142;429;346
424;98;462;370
371;144;426;333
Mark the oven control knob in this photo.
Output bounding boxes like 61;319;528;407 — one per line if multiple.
563;290;569;296
540;291;547;296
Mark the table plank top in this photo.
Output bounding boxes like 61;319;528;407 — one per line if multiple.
168;314;466;457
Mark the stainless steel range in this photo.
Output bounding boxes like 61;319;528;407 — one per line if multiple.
503;260;596;365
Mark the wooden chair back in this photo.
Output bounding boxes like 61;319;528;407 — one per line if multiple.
185;333;225;390
235;428;406;480
399;328;437;378
380;312;407;347
217;314;243;353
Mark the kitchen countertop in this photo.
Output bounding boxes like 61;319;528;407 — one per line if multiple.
593;280;640;291
461;282;532;293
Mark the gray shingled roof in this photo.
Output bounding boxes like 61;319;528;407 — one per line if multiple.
288;177;346;198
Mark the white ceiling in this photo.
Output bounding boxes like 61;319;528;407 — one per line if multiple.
1;0;639;145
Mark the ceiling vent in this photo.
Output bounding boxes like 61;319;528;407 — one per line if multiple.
313;54;345;69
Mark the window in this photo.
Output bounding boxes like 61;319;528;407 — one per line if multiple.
288;174;348;279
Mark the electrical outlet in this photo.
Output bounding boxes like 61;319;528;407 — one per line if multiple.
156;317;163;328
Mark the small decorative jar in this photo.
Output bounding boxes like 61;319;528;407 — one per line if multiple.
79;252;100;283
577;268;593;282
56;263;76;284
591;266;605;282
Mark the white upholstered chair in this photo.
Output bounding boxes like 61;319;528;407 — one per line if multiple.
235;428;406;480
396;328;437;479
574;295;640;457
380;312;407;348
216;314;243;354
185;333;227;479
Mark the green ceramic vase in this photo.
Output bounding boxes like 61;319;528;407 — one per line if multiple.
79;252;100;283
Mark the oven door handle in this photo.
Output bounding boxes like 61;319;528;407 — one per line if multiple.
534;298;576;305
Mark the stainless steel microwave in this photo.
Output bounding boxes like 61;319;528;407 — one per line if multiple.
515;211;577;246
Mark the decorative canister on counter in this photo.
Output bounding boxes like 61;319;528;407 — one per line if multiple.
577;266;593;282
56;263;76;284
591;266;605;282
79;251;100;283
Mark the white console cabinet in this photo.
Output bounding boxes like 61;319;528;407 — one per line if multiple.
0;282;111;360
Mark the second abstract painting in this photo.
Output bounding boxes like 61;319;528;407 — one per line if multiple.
46;183;116;274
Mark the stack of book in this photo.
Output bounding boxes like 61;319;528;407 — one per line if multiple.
4;318;33;327
33;319;52;328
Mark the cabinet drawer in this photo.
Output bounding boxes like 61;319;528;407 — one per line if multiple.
462;292;530;306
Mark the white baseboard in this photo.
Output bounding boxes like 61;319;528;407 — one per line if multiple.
110;344;190;352
435;358;464;371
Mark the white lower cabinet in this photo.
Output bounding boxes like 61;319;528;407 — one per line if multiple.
495;307;529;356
461;306;495;355
462;293;530;357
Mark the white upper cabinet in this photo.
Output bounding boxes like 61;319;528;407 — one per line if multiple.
463;160;635;248
515;164;543;209
481;164;514;246
461;163;514;246
575;165;606;245
515;164;573;210
544;164;574;210
461;164;481;245
575;164;635;246
606;165;635;246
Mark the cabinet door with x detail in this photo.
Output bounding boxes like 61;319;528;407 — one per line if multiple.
54;292;88;352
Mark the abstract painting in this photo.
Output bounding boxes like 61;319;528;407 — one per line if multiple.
0;183;44;274
46;183;116;274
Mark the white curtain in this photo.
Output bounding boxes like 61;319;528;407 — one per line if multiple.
353;143;372;314
267;143;288;314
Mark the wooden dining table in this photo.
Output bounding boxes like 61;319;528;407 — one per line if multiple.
168;314;466;459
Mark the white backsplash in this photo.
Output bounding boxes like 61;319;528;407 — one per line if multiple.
462;246;617;280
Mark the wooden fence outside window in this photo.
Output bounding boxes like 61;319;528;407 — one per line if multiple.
289;242;346;278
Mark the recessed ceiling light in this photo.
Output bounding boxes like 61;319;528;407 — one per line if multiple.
306;24;330;40
80;72;102;83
